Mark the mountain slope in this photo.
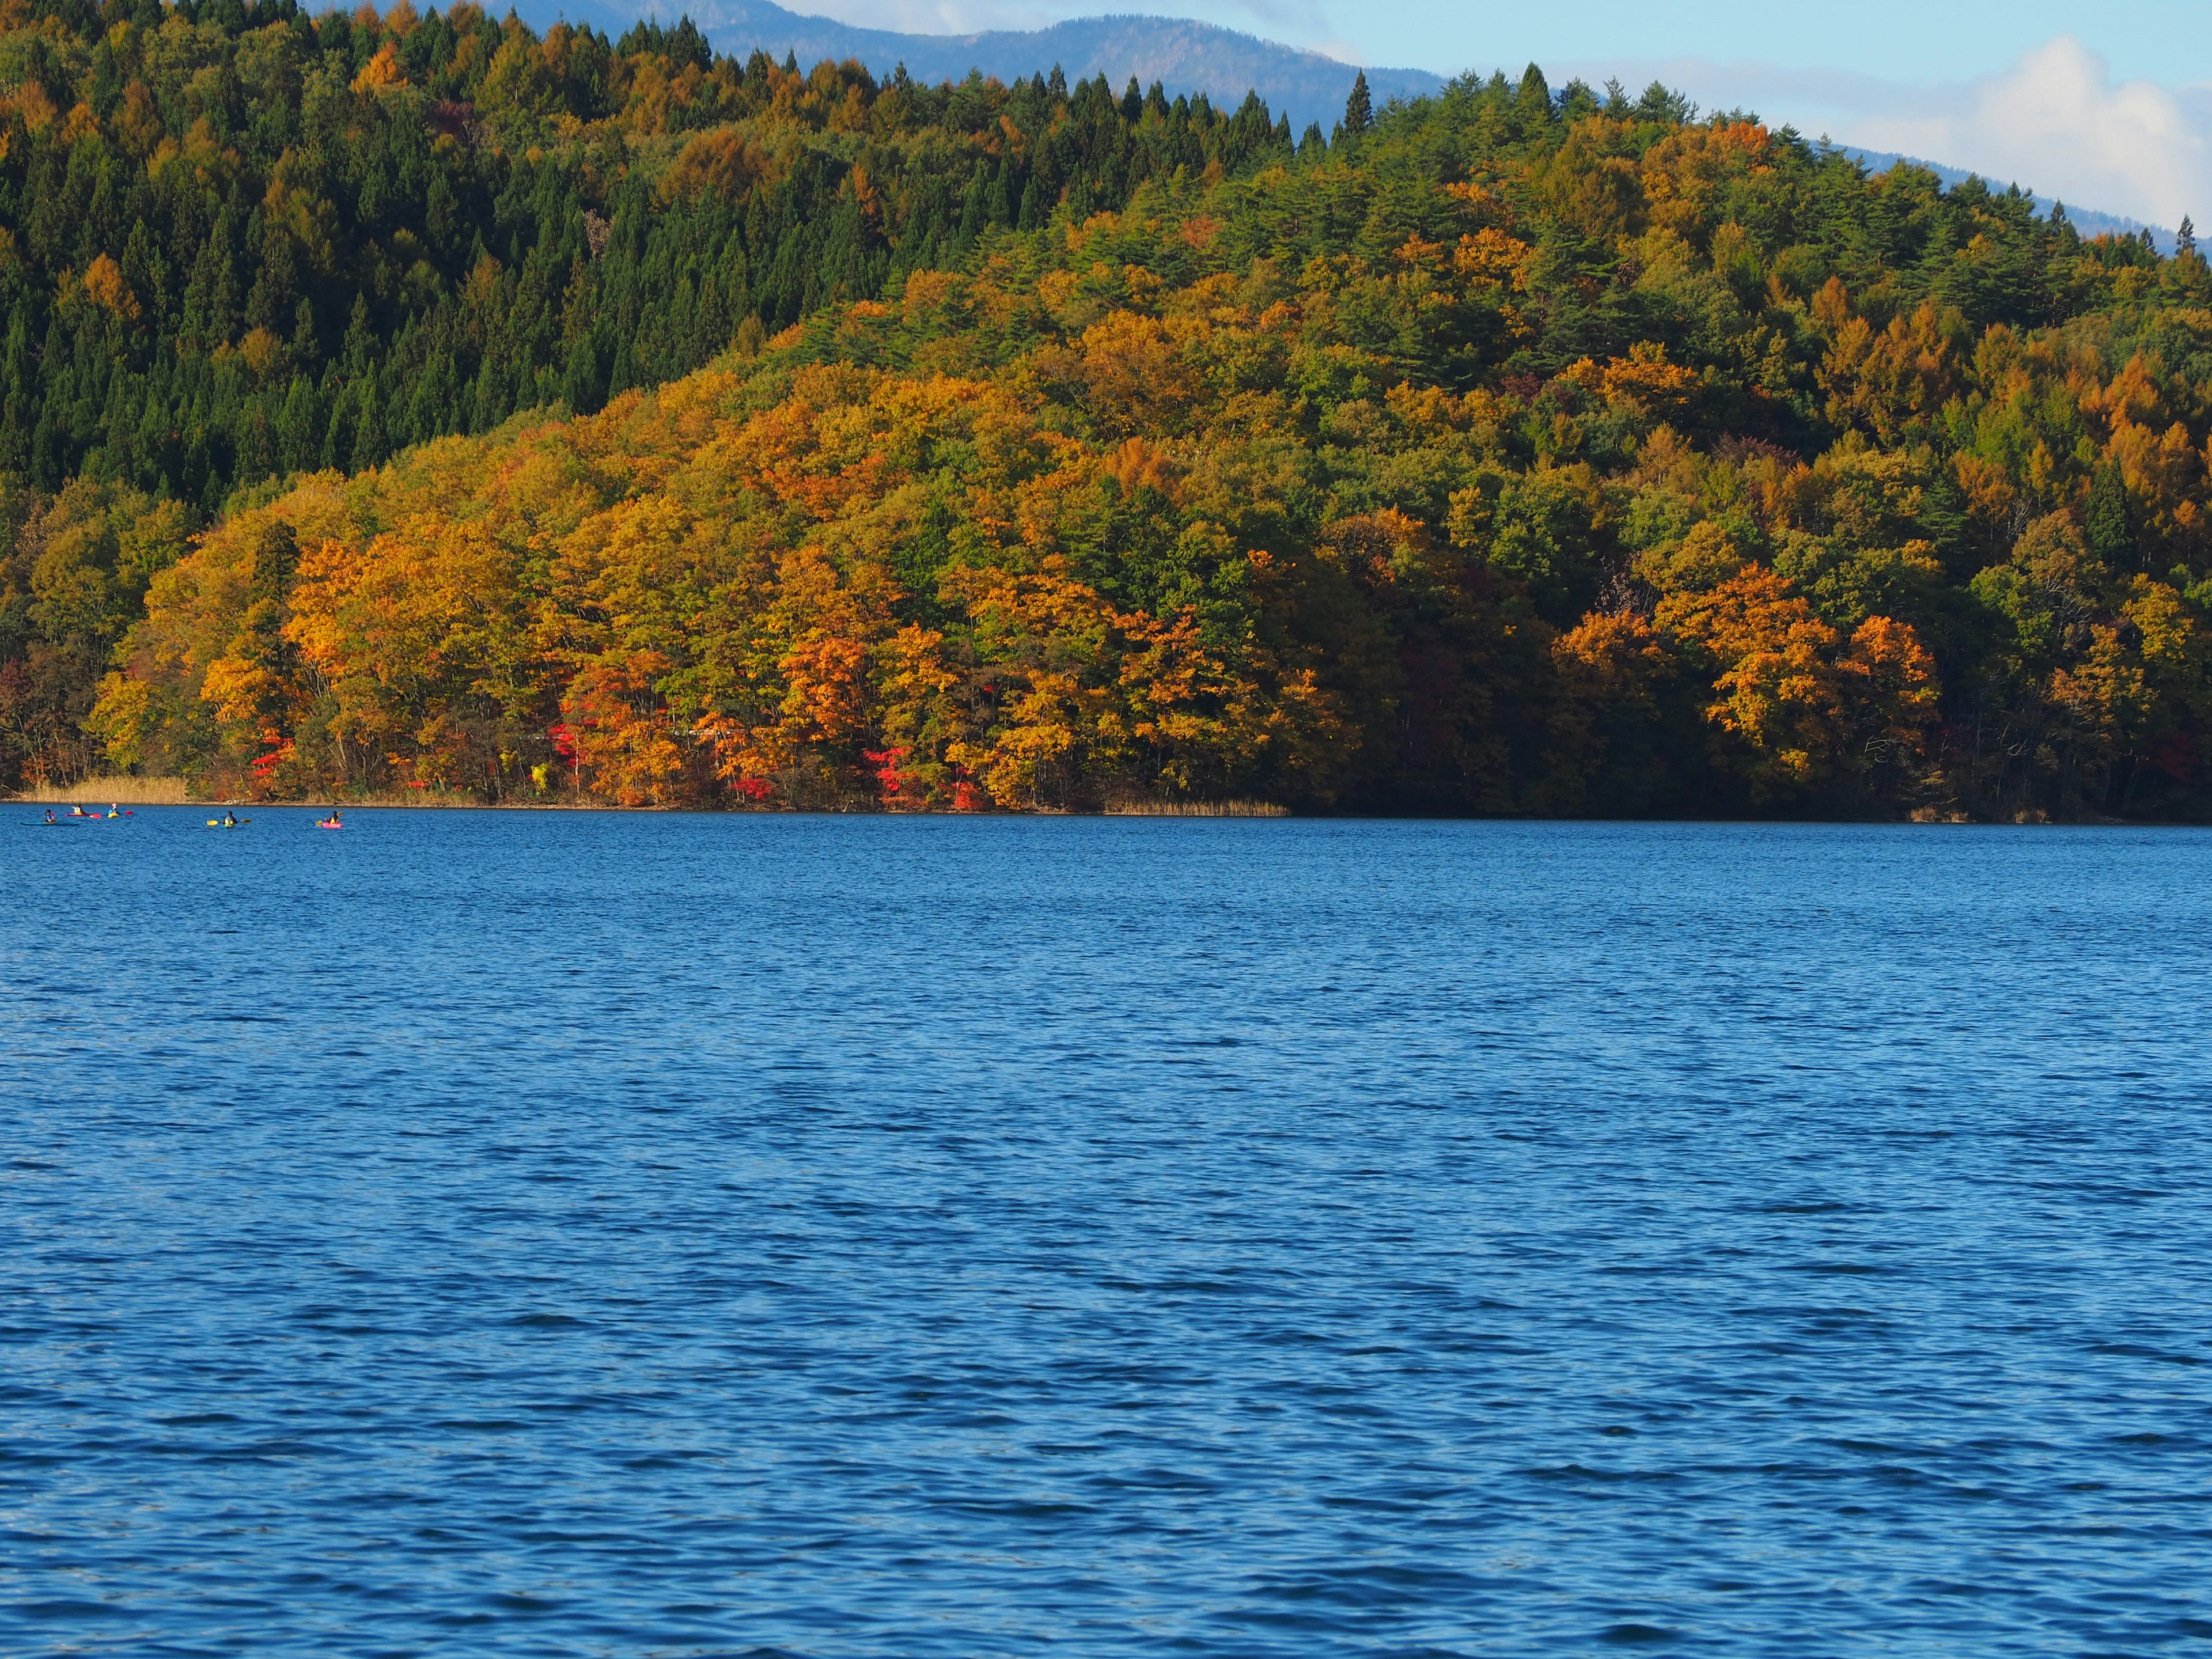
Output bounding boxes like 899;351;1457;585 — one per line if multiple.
85;73;2212;823
512;4;2169;241
0;0;1308;790
510;0;1443;132
0;2;1297;510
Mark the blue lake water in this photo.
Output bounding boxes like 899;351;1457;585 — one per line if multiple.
3;809;2211;1657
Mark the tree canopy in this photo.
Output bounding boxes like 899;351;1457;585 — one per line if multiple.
9;6;2212;817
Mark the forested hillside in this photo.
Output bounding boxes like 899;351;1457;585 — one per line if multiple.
13;3;2212;818
0;0;1294;781
0;0;1290;505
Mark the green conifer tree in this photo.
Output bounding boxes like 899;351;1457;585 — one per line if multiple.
1343;71;1371;138
2086;462;2133;570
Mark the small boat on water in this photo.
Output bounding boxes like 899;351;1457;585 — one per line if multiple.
204;813;251;828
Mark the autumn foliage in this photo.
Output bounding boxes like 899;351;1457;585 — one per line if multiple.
20;40;2212;816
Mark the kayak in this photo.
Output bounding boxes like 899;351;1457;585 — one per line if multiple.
204;817;252;828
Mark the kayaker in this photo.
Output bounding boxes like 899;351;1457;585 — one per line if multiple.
222;810;237;827
43;808;56;823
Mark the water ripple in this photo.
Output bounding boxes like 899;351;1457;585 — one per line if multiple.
3;812;2210;1655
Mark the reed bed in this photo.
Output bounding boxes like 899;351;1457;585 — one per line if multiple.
16;777;195;805
1103;799;1290;817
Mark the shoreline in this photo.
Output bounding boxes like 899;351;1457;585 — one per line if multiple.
8;780;1294;816
10;780;2193;827
10;789;2198;827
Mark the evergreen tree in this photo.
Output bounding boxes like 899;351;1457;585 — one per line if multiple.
1343;71;1372;138
2086;462;2133;570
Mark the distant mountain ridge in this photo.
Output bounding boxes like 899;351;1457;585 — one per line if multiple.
1839;147;2177;251
508;2;2163;241
509;0;1444;133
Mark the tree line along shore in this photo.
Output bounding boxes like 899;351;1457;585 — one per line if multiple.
5;0;2211;817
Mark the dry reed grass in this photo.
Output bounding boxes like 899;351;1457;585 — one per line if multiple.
16;776;195;805
1103;798;1290;817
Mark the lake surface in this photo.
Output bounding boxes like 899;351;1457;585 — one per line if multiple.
3;810;2210;1657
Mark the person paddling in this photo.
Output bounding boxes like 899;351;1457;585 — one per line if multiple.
222;810;237;827
43;808;56;824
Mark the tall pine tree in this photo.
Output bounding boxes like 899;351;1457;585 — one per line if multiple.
1343;71;1372;138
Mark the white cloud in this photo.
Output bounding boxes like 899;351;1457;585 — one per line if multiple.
1853;36;2212;228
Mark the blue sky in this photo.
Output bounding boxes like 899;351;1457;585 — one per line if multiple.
1253;0;2198;88
808;0;2212;226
